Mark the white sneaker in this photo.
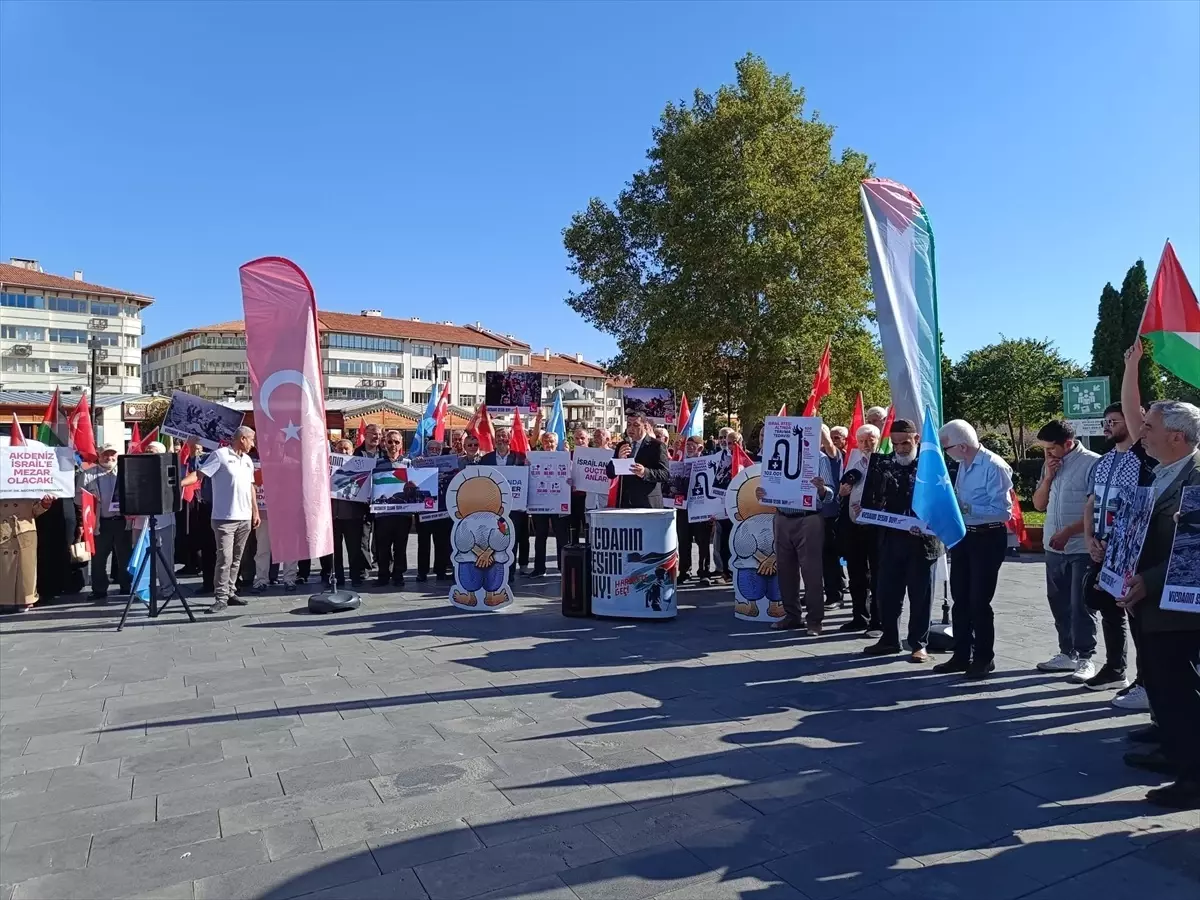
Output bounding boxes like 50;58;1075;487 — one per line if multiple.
1068;659;1097;683
1037;653;1077;672
1111;684;1150;710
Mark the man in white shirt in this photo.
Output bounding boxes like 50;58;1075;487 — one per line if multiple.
181;426;258;614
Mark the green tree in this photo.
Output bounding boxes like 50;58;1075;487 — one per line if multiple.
563;54;884;430
951;337;1085;459
1090;260;1160;403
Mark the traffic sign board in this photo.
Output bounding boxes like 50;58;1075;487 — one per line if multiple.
1063;377;1110;419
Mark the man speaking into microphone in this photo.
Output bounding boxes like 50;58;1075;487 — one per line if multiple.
606;414;670;509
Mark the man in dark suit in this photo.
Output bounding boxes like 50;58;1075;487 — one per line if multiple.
481;426;529;578
606;414;670;509
1118;399;1200;811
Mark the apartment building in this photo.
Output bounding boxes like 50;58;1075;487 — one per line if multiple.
511;349;627;433
142;309;531;405
0;259;152;394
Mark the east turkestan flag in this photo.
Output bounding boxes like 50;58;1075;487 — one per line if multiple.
1140;240;1200;388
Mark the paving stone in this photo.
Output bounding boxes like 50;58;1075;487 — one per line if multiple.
369;735;494;773
468;784;633;847
825;782;942;827
247;739;351;775
6;797;156;849
585;790;763;856
0;750;85;779
81;730;192;765
459;875;576;900
313;783;512;848
366;818;483;872
103;697;216;727
278;754;380;795
935;785;1066;842
0;768;55;797
88;811;221;866
268;869;429;900
652;865;806;899
868;810;986;864
370;756;505;802
192;843;381;900
156;774;284;820
414;825;614;900
0;834;92;884
118;742;226;777
219;779;382;835
263;820;323;860
559;841;719;900
766;832;920;899
132;757;250;798
728;766;864;816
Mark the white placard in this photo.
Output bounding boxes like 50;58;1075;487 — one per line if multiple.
0;446;77;499
610;457;636;477
758;416;822;510
329;454;375;503
1067;418;1105;438
686;453;724;523
855;507;934;534
572;448;613;496
527;451;571;515
495;465;529;511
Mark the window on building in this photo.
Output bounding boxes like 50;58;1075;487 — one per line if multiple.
125;364;139;378
479;348;499;362
1;293;46;309
121;303;141;318
1;357;46;373
460;371;477;382
123;334;139;348
49;328;88;344
324;333;404;354
508;354;523;366
459;346;478;360
411;368;433;382
410;344;432;358
49;359;87;374
459;394;477;408
90;301;121;317
49;296;88;313
440;369;451;381
411;391;432;405
98;364;119;377
0;325;46;341
325;359;403;378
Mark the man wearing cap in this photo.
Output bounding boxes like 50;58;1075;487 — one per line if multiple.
81;444;130;601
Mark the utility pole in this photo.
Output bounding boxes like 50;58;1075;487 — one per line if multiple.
87;316;109;432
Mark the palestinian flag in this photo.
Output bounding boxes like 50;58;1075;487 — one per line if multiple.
1140;240;1200;388
37;388;68;446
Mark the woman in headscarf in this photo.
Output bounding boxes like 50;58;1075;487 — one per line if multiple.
2;495;55;612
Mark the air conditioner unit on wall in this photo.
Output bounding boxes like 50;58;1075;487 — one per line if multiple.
8;345;33;357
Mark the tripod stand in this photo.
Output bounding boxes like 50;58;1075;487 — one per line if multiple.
117;515;196;631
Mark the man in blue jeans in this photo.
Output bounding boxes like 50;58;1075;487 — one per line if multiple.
1033;420;1100;682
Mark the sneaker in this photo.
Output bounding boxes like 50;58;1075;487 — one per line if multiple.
1084;667;1129;692
205;600;228;615
228;595;248;606
1037;653;1078;672
1112;684;1151;710
1068;659;1097;683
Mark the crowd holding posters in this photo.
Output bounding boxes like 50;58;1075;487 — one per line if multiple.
1162;485;1200;614
1099;486;1155;597
369;461;439;514
572;448;613;496
415;456;464;522
527;450;571;514
0;446;77;498
160;390;244;450
686;453;724;523
329;454;375;503
623;388;676;426
495;466;529;511
485;371;542;414
758;415;822;510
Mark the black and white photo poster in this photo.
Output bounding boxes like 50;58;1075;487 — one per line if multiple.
1162;484;1200;614
160;391;244;450
1099;486;1155;598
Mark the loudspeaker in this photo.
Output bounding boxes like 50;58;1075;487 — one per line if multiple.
117;453;181;516
561;544;591;618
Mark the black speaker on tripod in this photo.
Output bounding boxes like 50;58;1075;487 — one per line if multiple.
117;452;181;516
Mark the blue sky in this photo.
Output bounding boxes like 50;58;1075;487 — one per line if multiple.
1;1;1196;368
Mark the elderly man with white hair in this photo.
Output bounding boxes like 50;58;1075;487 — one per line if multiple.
1116;391;1200;810
937;418;1013;679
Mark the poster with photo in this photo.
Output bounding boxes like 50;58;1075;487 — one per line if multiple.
160;390;244;450
1161;484;1200;614
665;459;691;509
758;416;821;510
329;453;375;503
1099;486;1155;598
526;450;571;514
485;371;542;415
623;388;675;426
414;455;464;522
687;453;724;523
369;461;439;514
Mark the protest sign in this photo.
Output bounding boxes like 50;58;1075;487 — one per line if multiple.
414;455;463;522
759;416;821;510
370;461;439;514
495;465;528;511
665;459;690;509
686;453;724;523
253;462;267;510
527;451;571;514
1099;486;1155;597
572;448;612;496
485;371;542;415
1161;484;1200;614
855;508;933;534
0;446;77;499
329;454;375;503
623;388;675;426
160;390;243;450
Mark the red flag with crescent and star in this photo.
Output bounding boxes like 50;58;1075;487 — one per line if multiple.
432;379;452;442
240;257;334;562
80;491;97;556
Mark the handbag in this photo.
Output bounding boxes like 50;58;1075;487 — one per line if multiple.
69;541;92;564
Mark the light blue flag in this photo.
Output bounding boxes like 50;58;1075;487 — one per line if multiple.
913;407;965;549
547;391;567;450
127;526;151;604
687;396;705;438
410;382;439;457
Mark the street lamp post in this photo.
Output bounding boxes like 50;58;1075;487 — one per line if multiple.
86;317;110;432
432;355;450;395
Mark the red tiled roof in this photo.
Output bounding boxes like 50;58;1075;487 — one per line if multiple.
512;353;610;379
143;311;529;353
0;263;152;302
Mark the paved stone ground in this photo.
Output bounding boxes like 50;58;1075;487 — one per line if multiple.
1;548;1196;900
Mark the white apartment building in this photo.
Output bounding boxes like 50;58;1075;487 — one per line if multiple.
143;309;531;406
512;350;627;433
0;259;151;395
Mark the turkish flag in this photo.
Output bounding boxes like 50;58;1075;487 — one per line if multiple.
778;404;788;417
80;491;97;556
511;409;530;455
802;340;832;416
844;392;865;468
68;393;98;463
432;380;452;441
677;394;691;436
731;442;754;477
355;420;366;448
468;404;495;454
9;412;25;446
240;257;334;562
129;422;141;453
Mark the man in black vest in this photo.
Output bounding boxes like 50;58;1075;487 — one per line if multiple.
606;415;670;509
